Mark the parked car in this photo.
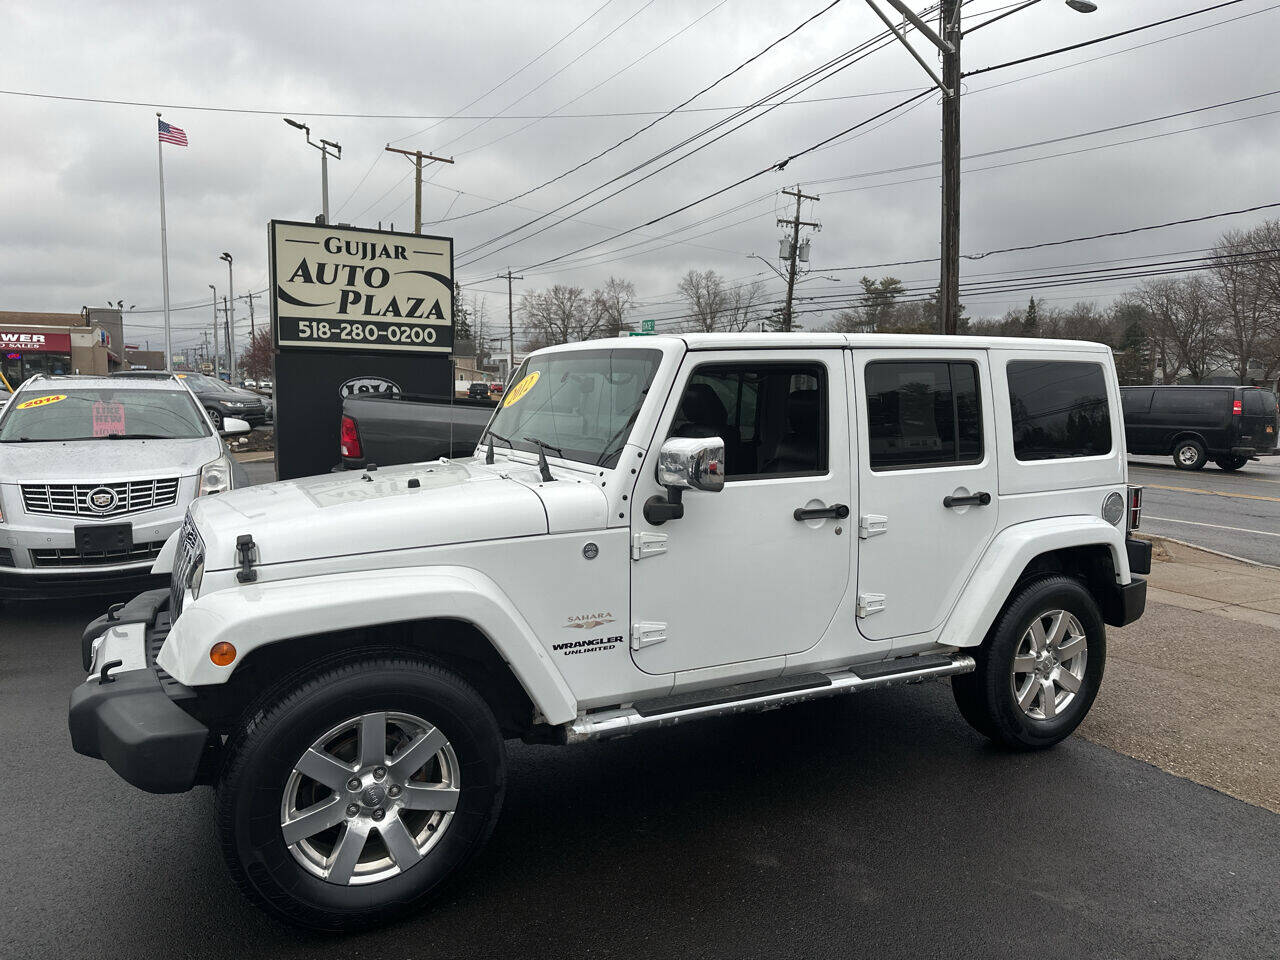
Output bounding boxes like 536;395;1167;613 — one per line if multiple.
467;381;491;400
338;391;493;469
179;373;269;431
489;382;505;396
0;373;248;599
1120;384;1278;470
72;333;1147;930
242;378;257;390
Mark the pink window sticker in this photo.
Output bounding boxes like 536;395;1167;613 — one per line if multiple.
92;401;127;438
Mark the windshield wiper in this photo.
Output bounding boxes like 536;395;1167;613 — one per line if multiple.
0;436;41;443
483;428;513;465
98;433;168;440
522;436;562;483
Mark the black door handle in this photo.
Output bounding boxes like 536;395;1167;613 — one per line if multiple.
794;503;850;521
943;492;991;508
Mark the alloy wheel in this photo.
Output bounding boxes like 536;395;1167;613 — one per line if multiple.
1010;610;1088;721
280;711;460;886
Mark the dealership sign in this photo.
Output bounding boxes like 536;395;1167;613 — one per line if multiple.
0;331;72;353
269;220;453;354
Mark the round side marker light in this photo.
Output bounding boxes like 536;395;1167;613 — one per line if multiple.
210;642;237;667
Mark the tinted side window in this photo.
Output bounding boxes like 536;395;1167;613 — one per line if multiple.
1244;389;1267;416
671;363;826;479
866;361;983;470
1121;389;1152;415
1150;389;1229;417
1007;360;1112;461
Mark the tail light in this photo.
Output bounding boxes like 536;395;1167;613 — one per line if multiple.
1128;485;1143;531
340;414;362;459
1233;399;1243;416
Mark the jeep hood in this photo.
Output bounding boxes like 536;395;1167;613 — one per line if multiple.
188;458;608;571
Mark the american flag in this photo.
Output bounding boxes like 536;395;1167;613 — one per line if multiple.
158;119;188;146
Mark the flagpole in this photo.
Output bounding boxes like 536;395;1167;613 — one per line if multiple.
157;112;173;372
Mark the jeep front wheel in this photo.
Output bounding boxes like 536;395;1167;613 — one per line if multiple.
217;656;506;930
951;575;1106;750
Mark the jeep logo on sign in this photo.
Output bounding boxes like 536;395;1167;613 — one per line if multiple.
339;376;401;399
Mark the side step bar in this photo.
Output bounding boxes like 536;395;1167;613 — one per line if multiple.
564;654;975;743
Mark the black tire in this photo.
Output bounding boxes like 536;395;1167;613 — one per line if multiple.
1172;438;1206;470
206;407;224;431
1214;455;1248;472
217;655;506;931
951;575;1106;751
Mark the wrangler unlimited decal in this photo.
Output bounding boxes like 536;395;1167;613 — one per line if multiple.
552;635;624;656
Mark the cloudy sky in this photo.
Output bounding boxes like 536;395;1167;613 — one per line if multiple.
2;0;1276;355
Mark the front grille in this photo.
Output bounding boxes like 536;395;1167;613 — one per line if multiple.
0;548;13;568
30;540;166;568
170;517;204;618
21;478;181;518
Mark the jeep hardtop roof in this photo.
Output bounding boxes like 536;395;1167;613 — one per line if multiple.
534;332;1113;355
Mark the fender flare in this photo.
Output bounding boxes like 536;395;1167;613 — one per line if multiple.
156;565;579;725
939;515;1129;649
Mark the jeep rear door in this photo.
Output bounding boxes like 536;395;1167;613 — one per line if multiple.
851;349;999;643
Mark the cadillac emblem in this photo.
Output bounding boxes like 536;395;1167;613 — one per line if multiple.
87;486;119;513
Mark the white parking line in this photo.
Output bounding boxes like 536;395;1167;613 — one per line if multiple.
1145;516;1280;539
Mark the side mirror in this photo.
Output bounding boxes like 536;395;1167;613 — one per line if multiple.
221;416;251;436
645;436;725;525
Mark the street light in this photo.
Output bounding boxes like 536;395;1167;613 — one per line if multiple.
283;117;342;224
208;283;219;379
220;252;234;383
867;0;1099;333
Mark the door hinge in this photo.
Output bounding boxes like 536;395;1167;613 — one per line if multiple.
857;593;887;618
631;531;668;561
859;514;888;539
631;621;668;650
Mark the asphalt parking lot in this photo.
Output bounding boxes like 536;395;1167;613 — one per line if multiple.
1129;455;1280;566
3;595;1279;959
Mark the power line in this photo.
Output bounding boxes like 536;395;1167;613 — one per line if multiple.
963;0;1254;78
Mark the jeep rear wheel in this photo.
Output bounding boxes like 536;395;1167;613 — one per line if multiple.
217;656;506;931
951;575;1106;750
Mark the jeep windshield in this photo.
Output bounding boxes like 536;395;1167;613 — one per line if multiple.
0;387;211;442
484;348;662;468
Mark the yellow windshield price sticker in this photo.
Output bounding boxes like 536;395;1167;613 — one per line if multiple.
503;371;540;408
17;394;67;410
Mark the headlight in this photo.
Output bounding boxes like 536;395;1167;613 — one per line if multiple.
188;557;205;598
199;455;234;496
223;400;247;408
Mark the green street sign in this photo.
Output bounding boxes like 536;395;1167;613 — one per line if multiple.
640;318;655;333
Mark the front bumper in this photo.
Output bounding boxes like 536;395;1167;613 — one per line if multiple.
0;565;167;600
68;592;210;794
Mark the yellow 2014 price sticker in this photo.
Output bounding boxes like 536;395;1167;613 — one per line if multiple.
503;371;540;408
17;394;67;410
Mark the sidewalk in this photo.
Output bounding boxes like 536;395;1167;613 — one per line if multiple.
1079;536;1280;813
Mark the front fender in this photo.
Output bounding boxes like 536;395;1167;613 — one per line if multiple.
155;565;578;725
939;515;1128;649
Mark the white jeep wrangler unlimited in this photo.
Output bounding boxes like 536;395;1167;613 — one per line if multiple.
70;333;1148;929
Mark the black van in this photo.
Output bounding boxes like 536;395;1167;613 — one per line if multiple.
1120;385;1278;471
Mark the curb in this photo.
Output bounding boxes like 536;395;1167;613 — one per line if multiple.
1137;532;1280;572
232;451;275;463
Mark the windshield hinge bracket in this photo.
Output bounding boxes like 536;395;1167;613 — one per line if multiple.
631;531;668;561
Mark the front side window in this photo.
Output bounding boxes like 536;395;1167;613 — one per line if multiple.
0;388;211;442
484;348;662;469
1007;360;1112;461
865;361;983;470
669;363;827;479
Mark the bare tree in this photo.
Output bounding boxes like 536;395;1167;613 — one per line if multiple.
520;284;599;350
468;294;490;367
676;270;762;332
1212;227;1279;383
589;277;636;338
1133;277;1219;383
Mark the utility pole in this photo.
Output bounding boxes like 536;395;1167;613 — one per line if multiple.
209;284;219;379
495;269;523;375
222;297;231;379
939;0;962;335
777;186;820;333
384;145;454;234
242;290;261;340
867;0;1098;334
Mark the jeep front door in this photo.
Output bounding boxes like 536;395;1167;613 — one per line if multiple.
629;350;853;676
